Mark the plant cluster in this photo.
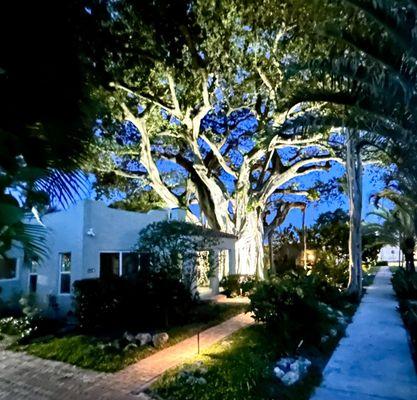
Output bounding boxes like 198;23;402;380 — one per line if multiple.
0;295;60;343
392;269;417;300
74;269;195;330
219;274;257;298
135;220;219;291
392;268;417;367
249;271;348;347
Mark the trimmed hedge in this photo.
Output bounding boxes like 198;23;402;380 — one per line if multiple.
391;269;417;300
220;274;257;297
73;270;195;330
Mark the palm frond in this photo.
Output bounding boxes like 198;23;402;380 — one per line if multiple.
34;169;88;208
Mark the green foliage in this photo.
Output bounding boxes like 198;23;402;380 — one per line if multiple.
109;190;164;212
312;255;349;288
20;334;143;373
220;274;257;298
391;269;417;300
307;209;348;262
74;270;195;330
249;272;339;347
0;316;32;339
308;208;381;270
0;294;62;344
135;220;218;289
152;323;335;400
398;300;417;359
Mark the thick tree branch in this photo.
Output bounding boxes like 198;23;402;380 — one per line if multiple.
264;201;306;237
258;154;342;204
200;134;237;179
167;74;183;118
111;82;177;117
120;102;181;208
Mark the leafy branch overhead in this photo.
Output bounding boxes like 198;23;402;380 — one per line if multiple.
83;1;346;277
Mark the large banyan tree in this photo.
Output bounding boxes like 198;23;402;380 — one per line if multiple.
83;0;342;277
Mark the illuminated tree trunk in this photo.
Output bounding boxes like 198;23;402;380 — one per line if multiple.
234;211;265;278
346;131;363;299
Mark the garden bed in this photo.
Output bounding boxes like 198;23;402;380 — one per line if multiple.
149;287;358;400
390;267;417;371
149;312;354;400
9;302;246;372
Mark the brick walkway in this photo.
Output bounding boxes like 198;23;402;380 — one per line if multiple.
0;313;253;399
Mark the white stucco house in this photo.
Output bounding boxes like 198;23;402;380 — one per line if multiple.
378;245;403;265
0;200;237;317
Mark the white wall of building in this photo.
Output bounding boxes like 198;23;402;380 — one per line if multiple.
378;245;402;264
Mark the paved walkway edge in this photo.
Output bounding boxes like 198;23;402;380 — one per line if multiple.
310;267;417;400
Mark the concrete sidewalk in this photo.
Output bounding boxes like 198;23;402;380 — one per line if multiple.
311;266;417;400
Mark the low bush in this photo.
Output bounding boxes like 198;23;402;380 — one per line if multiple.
249;272;338;347
220;274;257;297
398;300;417;367
312;256;349;288
391;269;417;300
74;269;196;330
0;294;62;343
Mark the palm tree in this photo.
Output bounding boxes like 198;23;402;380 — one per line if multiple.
366;206;416;272
283;0;417;144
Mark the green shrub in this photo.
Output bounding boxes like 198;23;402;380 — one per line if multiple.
0;294;63;343
135;221;219;291
312;256;349;287
74;269;196;330
0;316;32;337
391;269;417;299
398;300;417;361
249;273;334;347
220;274;257;297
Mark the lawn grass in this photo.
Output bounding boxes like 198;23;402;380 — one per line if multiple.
12;302;247;372
150;322;344;400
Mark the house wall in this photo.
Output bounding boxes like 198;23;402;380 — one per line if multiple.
0;246;27;313
378;245;402;264
34;201;85;316
1;200;238;316
81;201;170;280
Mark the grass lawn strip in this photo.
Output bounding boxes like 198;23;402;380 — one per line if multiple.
11;302;246;372
149;309;355;400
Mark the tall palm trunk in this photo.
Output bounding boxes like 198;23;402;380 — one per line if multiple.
346;131;363;299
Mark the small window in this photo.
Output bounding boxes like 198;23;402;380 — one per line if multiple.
100;253;120;279
100;252;140;278
59;253;71;294
122;253;139;276
0;258;17;280
29;275;37;293
29;260;38;293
